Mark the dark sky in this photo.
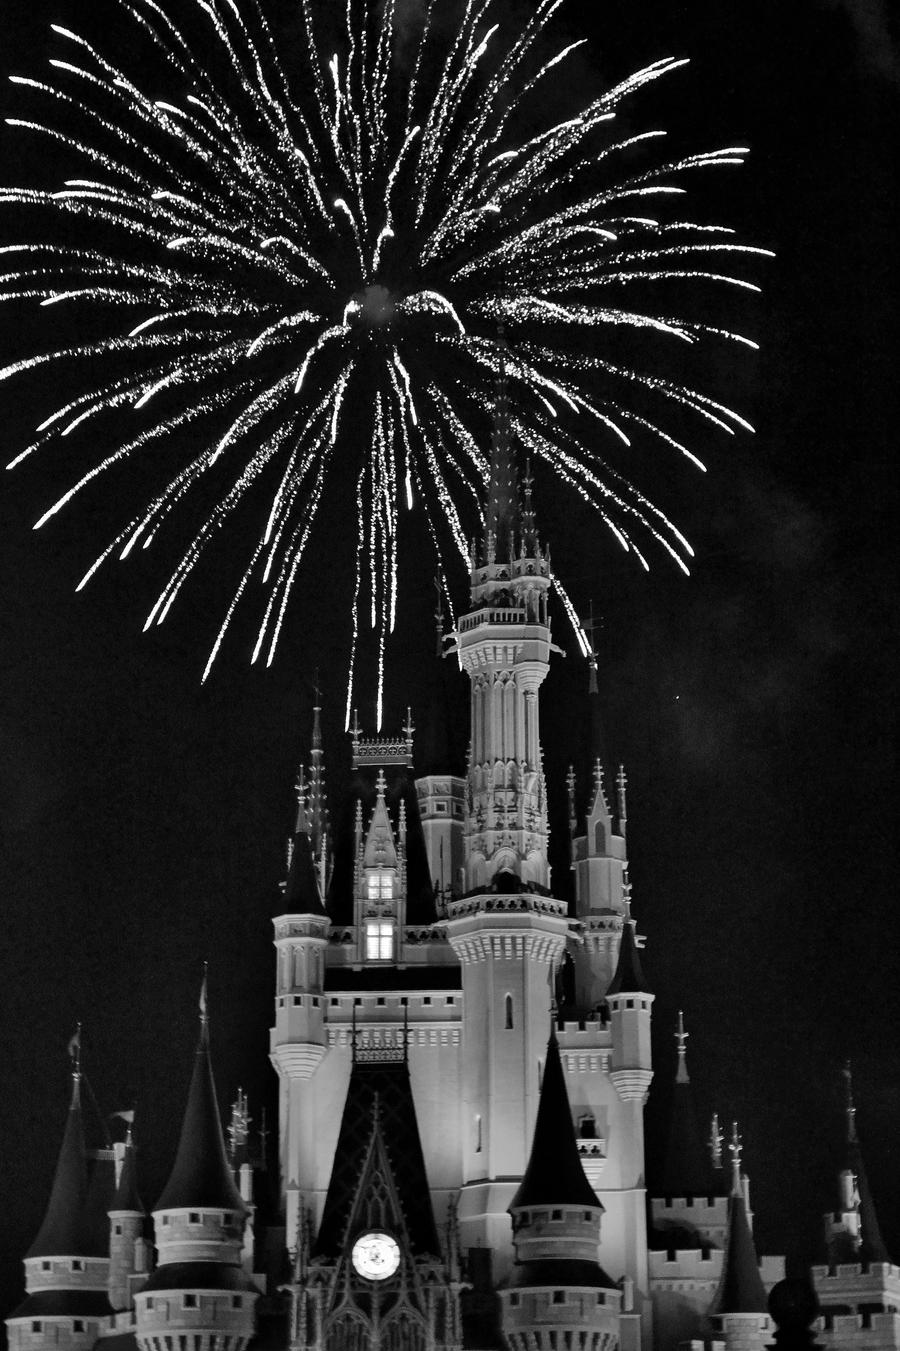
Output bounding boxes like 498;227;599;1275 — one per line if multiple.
1;0;898;1332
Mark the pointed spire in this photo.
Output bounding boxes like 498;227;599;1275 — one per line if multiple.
710;1127;768;1316
833;1061;890;1263
729;1121;743;1198
566;765;577;870
155;974;245;1213
282;818;328;916
675;1010;690;1085
520;458;539;555
710;1112;725;1172
616;765;628;836
112;1126;144;1214
511;1032;600;1211
434;575;445;659
843;1059;858;1145
658;1013;716;1197
485;326;519;556
606;911;649;996
27;1046;91;1257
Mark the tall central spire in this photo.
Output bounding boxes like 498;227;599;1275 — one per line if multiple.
485;327;519;559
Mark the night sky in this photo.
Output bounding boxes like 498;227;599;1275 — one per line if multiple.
1;0;898;1336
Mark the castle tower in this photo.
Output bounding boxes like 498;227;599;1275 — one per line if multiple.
6;1039;112;1351
708;1126;771;1351
811;1065;900;1351
134;977;258;1351
270;768;331;1224
599;905;654;1341
454;341;554;894
107;1123;148;1312
295;690;332;905
648;1015;728;1351
570;758;631;1008
500;1029;630;1351
447;341;569;1269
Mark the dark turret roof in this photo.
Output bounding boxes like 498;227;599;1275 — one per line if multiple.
829;1071;890;1264
314;1057;440;1259
658;1032;719;1198
10;1291;113;1319
606;919;649;996
660;1081;717;1197
507;1260;619;1291
279;828;327;917
710;1194;768;1315
141;1262;258;1293
155;1023;244;1213
111;1138;144;1214
27;1076;92;1259
511;1033;600;1212
83;1152;117;1256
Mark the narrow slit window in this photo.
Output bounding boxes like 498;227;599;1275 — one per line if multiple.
505;994;514;1029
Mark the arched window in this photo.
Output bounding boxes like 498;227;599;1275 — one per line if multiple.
505;994;514;1030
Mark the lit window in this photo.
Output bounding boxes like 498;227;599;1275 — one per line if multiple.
366;921;393;960
367;873;393;900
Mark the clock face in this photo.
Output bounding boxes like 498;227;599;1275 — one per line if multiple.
351;1231;401;1281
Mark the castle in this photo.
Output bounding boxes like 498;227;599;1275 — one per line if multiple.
6;375;899;1351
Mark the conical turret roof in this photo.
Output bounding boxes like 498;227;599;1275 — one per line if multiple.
27;1074;92;1258
830;1064;890;1264
83;1152;117;1257
659;1015;717;1197
280;827;327;917
112;1135;144;1214
710;1192;768;1315
511;1032;600;1211
155;1009;244;1213
607;917;649;996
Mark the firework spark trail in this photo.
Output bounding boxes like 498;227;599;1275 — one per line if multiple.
0;0;771;724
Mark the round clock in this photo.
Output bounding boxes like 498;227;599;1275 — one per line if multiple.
351;1231;401;1280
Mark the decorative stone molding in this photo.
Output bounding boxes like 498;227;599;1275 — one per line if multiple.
609;1068;653;1102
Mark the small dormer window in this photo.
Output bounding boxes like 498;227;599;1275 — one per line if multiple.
365;921;394;960
368;873;393;900
73;1321;84;1332
71;1260;83;1272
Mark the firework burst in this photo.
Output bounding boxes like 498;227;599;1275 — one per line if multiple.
0;0;770;723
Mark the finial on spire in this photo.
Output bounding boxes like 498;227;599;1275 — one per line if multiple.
199;962;209;1032
403;706;415;765
350;708;361;742
728;1120;743;1197
375;768;388;801
843;1059;858;1144
67;1022;82;1080
434;575;444;658
710;1112;724;1170
675;1010;690;1084
616;765;628;833
311;675;323;753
